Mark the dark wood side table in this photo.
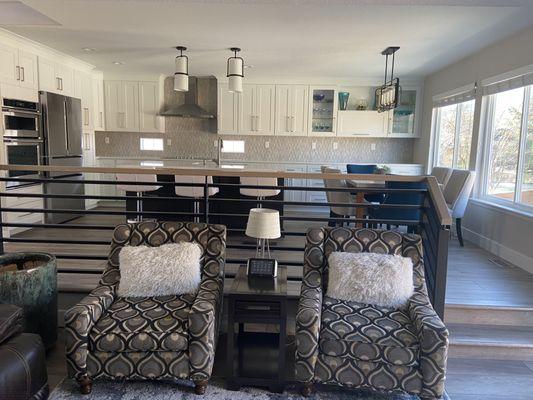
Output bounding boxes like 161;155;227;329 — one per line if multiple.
226;265;288;393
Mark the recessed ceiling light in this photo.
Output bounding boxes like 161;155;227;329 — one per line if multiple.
82;47;96;52
112;61;124;65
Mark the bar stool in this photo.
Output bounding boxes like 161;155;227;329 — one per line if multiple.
174;175;218;222
116;173;161;222
239;177;280;208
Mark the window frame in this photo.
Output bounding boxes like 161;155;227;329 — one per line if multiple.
432;99;474;169
479;85;533;214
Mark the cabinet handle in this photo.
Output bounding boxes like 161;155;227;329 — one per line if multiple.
84;108;89;125
56;77;60;90
255;115;259;132
286;116;290;132
16;66;20;81
20;67;25;82
291;116;295;132
99;111;103;128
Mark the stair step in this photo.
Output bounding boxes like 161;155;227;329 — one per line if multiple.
449;323;533;361
445;304;533;327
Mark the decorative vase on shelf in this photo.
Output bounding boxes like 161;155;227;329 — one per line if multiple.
338;92;349;110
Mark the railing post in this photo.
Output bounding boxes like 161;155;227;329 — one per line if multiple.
434;225;449;319
204;176;209;223
0;196;4;255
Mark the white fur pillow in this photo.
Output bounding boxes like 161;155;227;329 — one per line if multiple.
326;252;414;308
117;242;202;297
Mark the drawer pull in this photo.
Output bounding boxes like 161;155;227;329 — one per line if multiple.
241;305;271;311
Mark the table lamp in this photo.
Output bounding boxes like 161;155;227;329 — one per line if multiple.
246;208;280;258
245;208;280;277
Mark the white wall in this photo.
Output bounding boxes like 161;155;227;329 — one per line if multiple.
414;24;533;273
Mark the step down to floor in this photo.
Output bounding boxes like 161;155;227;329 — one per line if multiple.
445;303;533;327
448;323;533;361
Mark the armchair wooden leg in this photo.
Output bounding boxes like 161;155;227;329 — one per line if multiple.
301;382;314;397
194;379;208;395
456;217;464;246
77;376;92;394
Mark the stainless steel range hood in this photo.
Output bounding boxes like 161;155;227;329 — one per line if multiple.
159;76;215;119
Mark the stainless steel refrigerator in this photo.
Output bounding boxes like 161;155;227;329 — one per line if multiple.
40;91;85;224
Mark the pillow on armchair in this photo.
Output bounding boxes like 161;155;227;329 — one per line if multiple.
327;252;413;308
117;242;202;297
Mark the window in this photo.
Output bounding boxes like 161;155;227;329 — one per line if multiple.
221;140;245;153
433;100;475;169
140;137;164;151
482;85;533;209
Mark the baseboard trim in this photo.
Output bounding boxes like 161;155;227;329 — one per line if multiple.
462;227;533;274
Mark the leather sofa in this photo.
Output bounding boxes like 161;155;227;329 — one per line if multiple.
0;304;49;400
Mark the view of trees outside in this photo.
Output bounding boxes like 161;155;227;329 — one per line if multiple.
521;90;533;205
436;105;456;167
435;100;474;169
487;87;523;200
457;102;474;169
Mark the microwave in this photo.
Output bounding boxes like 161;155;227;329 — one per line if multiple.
2;98;41;140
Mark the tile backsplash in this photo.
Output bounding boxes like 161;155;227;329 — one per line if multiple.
95;128;413;164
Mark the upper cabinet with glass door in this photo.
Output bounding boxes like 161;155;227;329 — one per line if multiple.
308;86;338;136
385;88;420;137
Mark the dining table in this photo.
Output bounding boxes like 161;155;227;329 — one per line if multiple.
345;179;386;228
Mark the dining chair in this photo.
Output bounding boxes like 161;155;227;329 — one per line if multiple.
346;164;384;203
431;166;453;188
321;166;357;227
442;169;476;246
174;175;219;222
369;180;425;233
116;173;161;222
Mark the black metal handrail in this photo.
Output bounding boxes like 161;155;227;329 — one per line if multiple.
0;164;450;318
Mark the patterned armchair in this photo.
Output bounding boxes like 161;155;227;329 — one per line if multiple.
65;221;226;395
295;228;448;400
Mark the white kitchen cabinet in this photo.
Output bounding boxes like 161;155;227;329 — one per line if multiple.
384;88;421;138
38;57;74;95
308;86;338;137
336;110;387;137
2;185;43;238
218;83;274;135
92;74;105;130
0;43;38;89
104;80;161;133
217;83;240;134
74;70;93;132
240;84;275;135
139;81;161;133
104;80;139;132
82;132;98;208
275;85;308;136
284;165;307;204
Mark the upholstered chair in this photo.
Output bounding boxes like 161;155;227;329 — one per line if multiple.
65;221;226;395
430;167;453;188
321;166;357;226
442;169;476;246
295;227;449;400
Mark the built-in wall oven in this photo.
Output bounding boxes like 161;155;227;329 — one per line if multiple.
2;98;41;139
2;98;43;188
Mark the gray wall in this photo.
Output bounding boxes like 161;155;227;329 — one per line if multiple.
415;24;533;272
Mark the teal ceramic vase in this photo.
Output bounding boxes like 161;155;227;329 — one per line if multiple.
0;253;57;348
338;91;349;110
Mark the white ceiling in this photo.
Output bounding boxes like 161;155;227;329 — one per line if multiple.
2;0;533;81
